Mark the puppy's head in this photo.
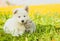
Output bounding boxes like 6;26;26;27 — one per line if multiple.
13;7;29;24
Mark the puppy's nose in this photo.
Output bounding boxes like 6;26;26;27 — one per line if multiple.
21;20;24;22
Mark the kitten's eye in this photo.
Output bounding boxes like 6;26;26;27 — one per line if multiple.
24;15;26;17
18;16;20;18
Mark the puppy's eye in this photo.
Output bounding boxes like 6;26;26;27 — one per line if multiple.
18;16;20;18
24;15;26;17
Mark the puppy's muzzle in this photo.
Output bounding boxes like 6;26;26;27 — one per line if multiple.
21;20;24;23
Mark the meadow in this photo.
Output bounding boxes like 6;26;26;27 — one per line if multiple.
0;5;60;41
0;11;60;41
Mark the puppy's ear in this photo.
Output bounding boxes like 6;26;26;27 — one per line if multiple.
25;6;28;12
13;9;18;14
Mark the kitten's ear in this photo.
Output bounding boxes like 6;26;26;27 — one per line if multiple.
13;9;18;14
24;6;28;12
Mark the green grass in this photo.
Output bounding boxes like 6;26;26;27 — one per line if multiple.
0;12;60;41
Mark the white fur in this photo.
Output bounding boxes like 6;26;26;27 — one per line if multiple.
3;8;29;36
3;8;36;36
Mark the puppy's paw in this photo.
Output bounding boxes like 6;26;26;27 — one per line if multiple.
19;31;24;35
12;33;19;36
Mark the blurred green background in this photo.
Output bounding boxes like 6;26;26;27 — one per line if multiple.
0;11;60;41
0;4;60;41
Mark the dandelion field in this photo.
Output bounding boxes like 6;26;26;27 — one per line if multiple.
0;4;60;41
0;10;60;41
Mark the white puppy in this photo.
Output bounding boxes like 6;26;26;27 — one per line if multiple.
3;7;29;36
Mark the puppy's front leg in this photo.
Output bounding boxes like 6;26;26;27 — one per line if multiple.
19;31;25;35
18;26;25;35
11;29;19;36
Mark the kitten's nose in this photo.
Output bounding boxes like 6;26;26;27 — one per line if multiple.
21;20;24;22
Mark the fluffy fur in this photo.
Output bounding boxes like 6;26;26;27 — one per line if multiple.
3;7;36;36
3;8;29;36
24;20;36;33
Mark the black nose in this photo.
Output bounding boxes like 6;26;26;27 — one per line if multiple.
21;20;24;22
